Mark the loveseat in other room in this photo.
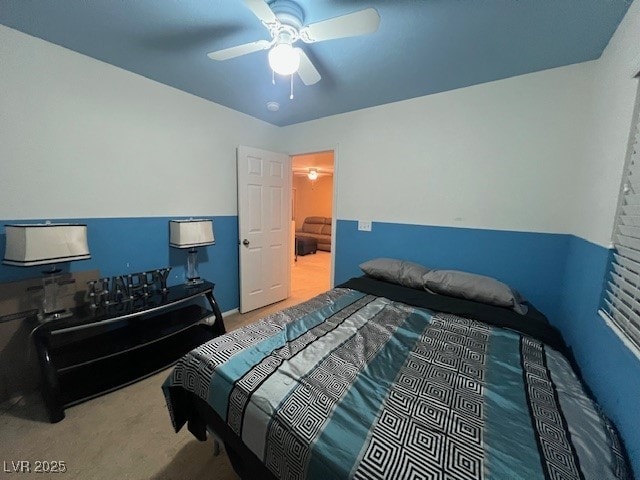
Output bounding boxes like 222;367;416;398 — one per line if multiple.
295;216;332;252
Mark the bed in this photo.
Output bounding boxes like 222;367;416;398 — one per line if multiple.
163;275;632;479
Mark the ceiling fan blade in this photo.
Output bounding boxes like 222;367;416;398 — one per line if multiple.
242;0;278;25
207;39;271;61
300;8;380;43
296;48;321;86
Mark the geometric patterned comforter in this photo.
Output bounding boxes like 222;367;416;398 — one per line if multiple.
163;287;631;479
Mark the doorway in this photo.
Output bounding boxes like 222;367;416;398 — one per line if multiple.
290;150;335;303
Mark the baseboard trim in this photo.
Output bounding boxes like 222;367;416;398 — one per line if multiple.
222;308;239;318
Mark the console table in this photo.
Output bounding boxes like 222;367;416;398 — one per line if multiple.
33;281;225;423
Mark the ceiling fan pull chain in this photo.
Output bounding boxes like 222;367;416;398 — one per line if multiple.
290;74;294;100
272;69;275;85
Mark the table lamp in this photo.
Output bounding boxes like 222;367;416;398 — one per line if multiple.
3;223;91;320
169;219;214;286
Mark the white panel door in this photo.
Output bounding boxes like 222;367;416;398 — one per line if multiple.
238;146;291;313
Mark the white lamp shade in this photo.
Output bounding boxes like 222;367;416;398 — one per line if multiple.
169;219;215;249
3;223;91;267
268;43;300;76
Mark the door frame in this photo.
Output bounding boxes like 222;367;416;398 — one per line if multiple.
288;144;339;287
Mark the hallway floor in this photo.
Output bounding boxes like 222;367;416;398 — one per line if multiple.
225;250;331;330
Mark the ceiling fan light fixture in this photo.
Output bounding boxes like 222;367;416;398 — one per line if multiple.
268;43;300;76
308;168;318;181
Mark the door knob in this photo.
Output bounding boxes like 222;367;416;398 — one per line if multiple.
242;239;250;247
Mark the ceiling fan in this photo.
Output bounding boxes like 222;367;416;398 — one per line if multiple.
207;0;380;87
293;167;332;180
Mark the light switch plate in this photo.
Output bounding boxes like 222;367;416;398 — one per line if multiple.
358;220;372;232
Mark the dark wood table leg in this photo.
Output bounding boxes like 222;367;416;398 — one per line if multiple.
205;291;226;336
33;333;65;423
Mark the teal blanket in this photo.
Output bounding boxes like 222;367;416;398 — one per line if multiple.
164;287;630;479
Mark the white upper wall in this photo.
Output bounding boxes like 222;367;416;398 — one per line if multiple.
0;25;281;220
280;62;594;235
5;6;638;244
572;0;640;247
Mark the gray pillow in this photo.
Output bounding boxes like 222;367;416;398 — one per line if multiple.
423;270;528;315
359;258;430;289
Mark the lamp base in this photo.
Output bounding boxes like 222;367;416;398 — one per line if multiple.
39;309;73;323
41;268;68;321
185;248;204;287
185;277;204;287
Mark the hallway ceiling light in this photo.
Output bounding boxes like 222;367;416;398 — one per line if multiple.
307;168;318;181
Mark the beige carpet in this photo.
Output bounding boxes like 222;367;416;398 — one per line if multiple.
0;251;331;479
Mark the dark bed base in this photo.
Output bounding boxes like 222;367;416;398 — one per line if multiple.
174;387;276;480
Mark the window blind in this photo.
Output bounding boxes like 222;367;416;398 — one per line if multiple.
602;100;640;352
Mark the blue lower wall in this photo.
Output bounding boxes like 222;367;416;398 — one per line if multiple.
0;216;239;312
559;235;640;474
335;220;570;321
